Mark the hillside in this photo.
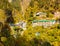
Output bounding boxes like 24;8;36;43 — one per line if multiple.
0;0;60;46
20;0;31;16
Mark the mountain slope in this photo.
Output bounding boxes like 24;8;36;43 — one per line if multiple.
20;0;31;16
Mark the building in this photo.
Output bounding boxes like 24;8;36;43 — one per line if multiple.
53;11;60;24
9;21;27;30
32;20;56;28
54;11;60;19
34;12;47;17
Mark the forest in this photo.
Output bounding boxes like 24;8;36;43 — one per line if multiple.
0;0;60;46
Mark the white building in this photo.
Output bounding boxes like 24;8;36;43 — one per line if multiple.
32;20;56;28
54;11;60;18
34;12;47;17
14;21;27;30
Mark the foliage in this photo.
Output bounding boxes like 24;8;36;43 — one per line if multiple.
0;0;60;46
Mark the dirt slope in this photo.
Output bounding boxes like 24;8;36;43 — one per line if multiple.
20;0;31;16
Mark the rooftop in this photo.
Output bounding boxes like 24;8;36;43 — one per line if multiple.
32;20;55;23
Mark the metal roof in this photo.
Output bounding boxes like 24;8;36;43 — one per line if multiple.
33;20;55;23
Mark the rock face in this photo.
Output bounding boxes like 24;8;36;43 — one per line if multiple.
20;0;31;16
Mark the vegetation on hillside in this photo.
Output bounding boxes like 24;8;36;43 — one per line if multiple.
0;0;60;46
